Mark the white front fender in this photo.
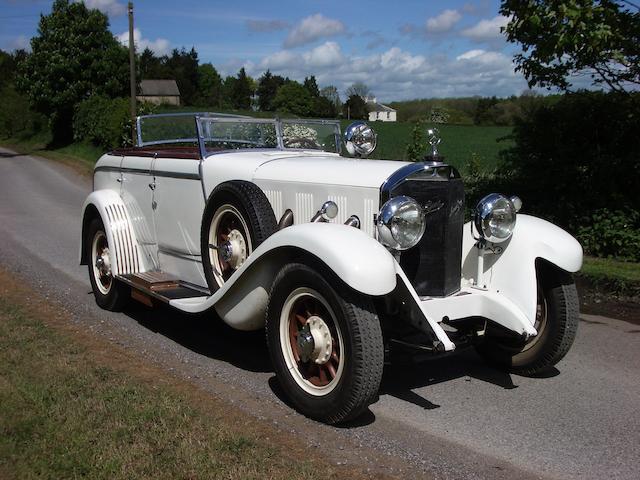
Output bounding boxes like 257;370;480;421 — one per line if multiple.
462;214;583;327
171;223;397;330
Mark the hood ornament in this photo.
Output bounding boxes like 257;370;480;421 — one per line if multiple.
424;127;445;164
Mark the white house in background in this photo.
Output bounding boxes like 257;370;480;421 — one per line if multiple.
365;97;397;122
137;80;181;106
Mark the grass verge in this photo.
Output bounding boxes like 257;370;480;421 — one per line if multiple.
579;256;640;297
1;136;100;176
0;269;376;480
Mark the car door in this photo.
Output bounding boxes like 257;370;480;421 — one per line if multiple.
151;153;207;288
120;153;159;270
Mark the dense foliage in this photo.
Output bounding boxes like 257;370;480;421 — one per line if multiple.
577;209;640;262
499;90;640;259
501;0;640;93
18;0;129;144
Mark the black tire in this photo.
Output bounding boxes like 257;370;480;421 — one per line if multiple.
201;181;277;292
476;263;579;376
265;263;384;424
86;218;130;311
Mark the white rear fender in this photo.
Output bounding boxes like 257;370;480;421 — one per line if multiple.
461;214;583;327
80;190;144;276
171;223;398;330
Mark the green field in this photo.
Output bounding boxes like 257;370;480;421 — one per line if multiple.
341;121;513;171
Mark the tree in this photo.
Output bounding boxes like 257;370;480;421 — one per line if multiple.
501;0;640;93
139;47;170;80
345;82;371;100
231;67;254;110
343;94;368;120
196;63;222;107
272;81;313;116
320;85;341;112
17;0;129;144
166;47;199;105
257;70;285;111
303;76;320;97
312;96;337;118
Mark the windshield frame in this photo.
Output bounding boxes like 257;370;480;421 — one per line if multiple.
135;113;342;158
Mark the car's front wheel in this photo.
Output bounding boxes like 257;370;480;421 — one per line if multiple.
476;263;579;375
266;263;384;424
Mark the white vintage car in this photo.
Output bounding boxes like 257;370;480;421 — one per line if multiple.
81;113;582;424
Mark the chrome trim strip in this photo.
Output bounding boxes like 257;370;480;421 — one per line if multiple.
94;166;201;180
380;162;460;203
158;245;203;263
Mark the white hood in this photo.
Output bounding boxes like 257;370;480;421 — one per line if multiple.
252;153;410;189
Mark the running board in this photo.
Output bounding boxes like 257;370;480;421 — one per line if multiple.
118;272;210;306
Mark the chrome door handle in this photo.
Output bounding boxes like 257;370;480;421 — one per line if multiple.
148;182;156;190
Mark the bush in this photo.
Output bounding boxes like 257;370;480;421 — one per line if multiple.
0;85;46;139
499;91;640;231
577;209;640;262
73;96;155;150
73;96;129;150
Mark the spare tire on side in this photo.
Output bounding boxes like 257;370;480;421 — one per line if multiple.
201;181;277;292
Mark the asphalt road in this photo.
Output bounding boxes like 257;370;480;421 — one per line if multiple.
1;147;639;480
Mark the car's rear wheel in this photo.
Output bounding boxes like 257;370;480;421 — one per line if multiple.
201;181;276;291
476;263;579;375
266;263;384;424
87;218;130;311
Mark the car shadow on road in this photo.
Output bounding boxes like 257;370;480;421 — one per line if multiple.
379;349;559;411
120;300;559;425
122;301;272;373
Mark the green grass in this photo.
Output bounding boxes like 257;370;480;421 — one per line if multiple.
0;295;327;480
579;256;640;296
1;136;101;174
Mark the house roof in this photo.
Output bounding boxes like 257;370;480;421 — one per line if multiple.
367;101;396;113
140;79;180;96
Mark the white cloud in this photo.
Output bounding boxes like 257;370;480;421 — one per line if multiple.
302;42;344;68
241;43;526;101
461;15;510;41
6;35;30;52
456;49;485;60
117;28;170;56
284;14;346;48
425;9;462;33
76;0;126;16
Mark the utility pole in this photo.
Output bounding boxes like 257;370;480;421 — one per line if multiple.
128;2;137;145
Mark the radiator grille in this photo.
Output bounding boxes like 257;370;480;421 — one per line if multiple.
390;178;464;297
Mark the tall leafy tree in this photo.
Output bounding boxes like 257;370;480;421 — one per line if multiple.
303;76;320;97
196;63;222;107
231;67;253;110
139;47;170;80
166;47;199;105
343;94;368;120
272;81;313;116
501;0;640;92
257;70;286;111
18;0;129;144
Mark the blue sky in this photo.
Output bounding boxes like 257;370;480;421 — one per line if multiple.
1;0;538;101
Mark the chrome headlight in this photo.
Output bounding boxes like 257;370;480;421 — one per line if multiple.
377;196;426;250
344;121;377;157
474;193;517;243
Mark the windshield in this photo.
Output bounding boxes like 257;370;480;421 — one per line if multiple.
136;113;342;156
